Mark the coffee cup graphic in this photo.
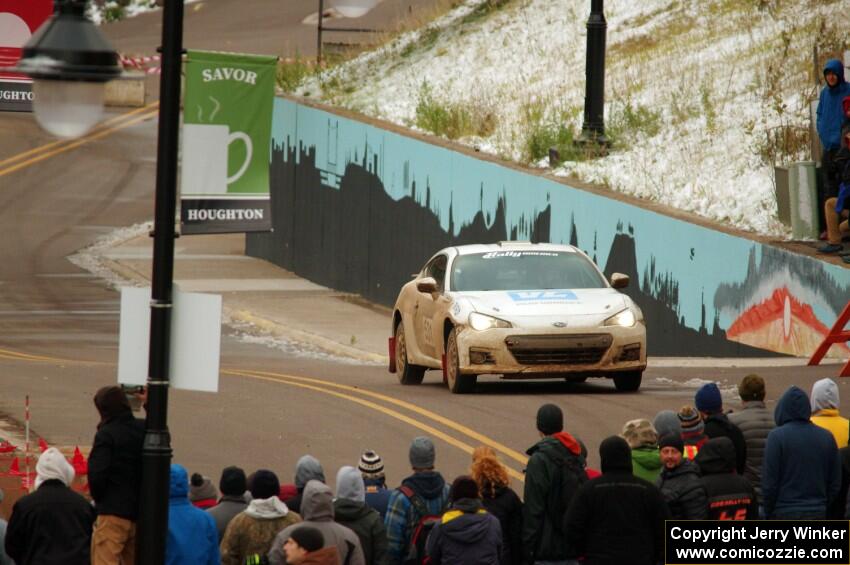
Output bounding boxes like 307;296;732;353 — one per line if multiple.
181;123;253;195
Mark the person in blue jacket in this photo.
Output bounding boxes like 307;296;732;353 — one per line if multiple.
816;59;850;253
167;464;220;565
762;386;841;519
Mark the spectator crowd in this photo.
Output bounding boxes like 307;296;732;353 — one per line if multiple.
1;375;849;565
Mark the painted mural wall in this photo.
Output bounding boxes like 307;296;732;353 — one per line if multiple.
246;98;850;358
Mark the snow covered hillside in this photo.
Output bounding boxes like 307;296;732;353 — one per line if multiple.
297;0;850;237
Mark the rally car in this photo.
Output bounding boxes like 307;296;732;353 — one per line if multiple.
388;242;647;393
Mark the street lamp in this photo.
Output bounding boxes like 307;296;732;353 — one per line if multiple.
578;0;608;146
15;0;184;563
13;0;122;138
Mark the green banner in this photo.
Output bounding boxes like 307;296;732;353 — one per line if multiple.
181;50;277;234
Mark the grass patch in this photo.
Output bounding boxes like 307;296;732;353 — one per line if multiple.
461;0;513;25
276;56;315;93
414;82;497;140
607;99;663;146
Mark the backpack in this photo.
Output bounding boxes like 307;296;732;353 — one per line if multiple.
399;485;444;565
545;449;587;533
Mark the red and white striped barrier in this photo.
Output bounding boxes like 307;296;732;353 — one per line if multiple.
119;54;162;75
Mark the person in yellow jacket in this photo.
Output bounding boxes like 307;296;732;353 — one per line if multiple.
811;378;850;447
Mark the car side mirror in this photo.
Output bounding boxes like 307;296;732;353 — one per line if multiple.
417;277;439;294
610;273;630;289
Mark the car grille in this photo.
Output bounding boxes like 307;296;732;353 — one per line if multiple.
505;334;613;365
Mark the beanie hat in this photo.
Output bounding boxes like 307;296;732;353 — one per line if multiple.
536;404;564;435
249;469;280;500
189;473;218;502
621;418;657;448
449;475;480;502
658;433;685;454
599;436;632;474
653;410;682;439
678;405;704;434
738;374;766;402
219;466;247;497
695;383;722;414
409;436;436;469
289;526;325;553
359;450;385;479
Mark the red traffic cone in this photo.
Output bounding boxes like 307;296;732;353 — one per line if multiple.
6;457;22;476
0;440;16;453
71;446;87;475
38;438;48;452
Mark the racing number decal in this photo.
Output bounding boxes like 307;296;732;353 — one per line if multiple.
422;319;434;347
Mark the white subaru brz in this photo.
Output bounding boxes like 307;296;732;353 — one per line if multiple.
389;242;647;393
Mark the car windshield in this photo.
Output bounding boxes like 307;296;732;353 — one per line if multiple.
450;250;607;292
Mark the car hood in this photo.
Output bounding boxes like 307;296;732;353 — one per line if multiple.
458;289;627;325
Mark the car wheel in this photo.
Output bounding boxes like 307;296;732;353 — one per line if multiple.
446;328;476;394
613;370;642;392
395;322;425;385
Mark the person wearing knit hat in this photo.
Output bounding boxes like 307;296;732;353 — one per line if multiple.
284;526;339;565
207;466;249;541
220;468;301;565
622;419;662;483
728;374;774;512
695;384;748;475
333;466;387;565
5;448;96;564
564;436;669;565
677;405;707;459
426;475;502;565
359;450;390;519
653;410;682;440
656;431;708;520
88;385;145;565
524;403;586;563
189;472;219;510
383;437;450;564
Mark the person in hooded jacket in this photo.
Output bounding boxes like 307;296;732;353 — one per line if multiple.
727;374;774;511
383;437;450;565
166;464;220;565
522;404;586;565
220;470;301;565
470;446;522;565
810;378;850;448
425;475;502;565
622;419;662;483
333;466;387;565
285;456;326;515
88;385;145;565
695;437;758;520
817;59;850;253
564;436;669;565
207;466;250;542
763;386;841;519
5;447;95;565
655;433;708;520
268;480;366;565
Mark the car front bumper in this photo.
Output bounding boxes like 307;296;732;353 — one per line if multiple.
454;323;647;377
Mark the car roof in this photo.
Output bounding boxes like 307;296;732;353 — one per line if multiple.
451;242;579;256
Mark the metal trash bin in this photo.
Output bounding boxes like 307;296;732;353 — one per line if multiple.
789;161;819;240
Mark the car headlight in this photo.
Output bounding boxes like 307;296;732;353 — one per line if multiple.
603;308;636;327
468;312;512;331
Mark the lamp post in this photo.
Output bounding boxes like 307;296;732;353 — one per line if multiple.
15;0;184;563
578;0;607;146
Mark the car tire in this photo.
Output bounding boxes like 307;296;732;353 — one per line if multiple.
446;328;476;394
395;322;426;385
613;370;642;392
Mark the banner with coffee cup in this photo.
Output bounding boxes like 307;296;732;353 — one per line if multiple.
181;50;277;234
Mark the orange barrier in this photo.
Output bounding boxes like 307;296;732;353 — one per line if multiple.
809;301;850;377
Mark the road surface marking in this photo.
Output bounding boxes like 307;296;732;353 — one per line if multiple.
0;102;159;169
0;347;106;365
0;108;159;179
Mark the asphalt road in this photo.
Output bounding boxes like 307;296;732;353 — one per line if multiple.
0;0;847;507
